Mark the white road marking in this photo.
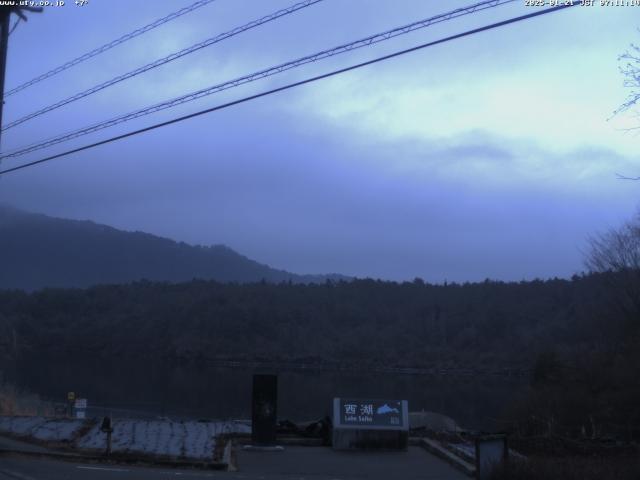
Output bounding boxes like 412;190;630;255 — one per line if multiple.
76;465;217;478
76;466;131;473
155;471;216;477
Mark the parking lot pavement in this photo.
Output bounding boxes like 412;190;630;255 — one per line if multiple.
237;445;469;479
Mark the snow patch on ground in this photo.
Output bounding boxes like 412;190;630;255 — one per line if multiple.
0;416;250;460
77;419;250;460
0;416;85;441
31;419;86;441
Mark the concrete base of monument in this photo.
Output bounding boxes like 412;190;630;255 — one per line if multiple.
332;428;409;451
241;444;285;452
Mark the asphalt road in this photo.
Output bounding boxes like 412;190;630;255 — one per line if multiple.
0;456;227;480
0;447;468;480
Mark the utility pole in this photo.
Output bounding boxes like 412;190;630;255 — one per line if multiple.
0;6;42;149
0;8;11;148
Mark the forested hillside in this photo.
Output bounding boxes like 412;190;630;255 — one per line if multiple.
0;274;615;370
0;205;346;290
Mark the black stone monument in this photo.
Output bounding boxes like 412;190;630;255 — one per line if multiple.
251;374;278;446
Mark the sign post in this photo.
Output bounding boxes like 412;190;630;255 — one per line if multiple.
332;398;409;450
74;398;87;419
66;392;75;418
100;416;113;456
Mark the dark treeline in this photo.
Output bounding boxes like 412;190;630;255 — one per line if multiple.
0;274;621;368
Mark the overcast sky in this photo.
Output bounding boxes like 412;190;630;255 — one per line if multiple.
0;0;638;282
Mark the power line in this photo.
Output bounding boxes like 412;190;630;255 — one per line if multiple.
4;0;217;98
0;3;578;177
8;17;21;36
2;0;324;132
0;0;516;160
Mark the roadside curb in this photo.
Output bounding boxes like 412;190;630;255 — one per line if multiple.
416;438;476;477
0;447;228;470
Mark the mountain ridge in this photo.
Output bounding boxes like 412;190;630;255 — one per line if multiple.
0;204;350;291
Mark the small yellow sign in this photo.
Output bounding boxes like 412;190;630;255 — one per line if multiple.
67;391;75;401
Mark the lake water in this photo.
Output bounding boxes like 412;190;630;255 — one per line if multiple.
6;356;526;431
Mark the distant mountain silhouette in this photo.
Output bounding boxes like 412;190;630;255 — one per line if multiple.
0;205;349;291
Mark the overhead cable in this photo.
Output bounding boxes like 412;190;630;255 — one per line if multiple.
2;0;324;131
5;0;218;97
0;0;515;159
0;4;578;177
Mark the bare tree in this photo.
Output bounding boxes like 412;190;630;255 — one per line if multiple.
612;39;640;180
586;214;640;322
615;40;640;117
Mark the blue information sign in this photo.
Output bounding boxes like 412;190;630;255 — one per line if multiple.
337;398;406;428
